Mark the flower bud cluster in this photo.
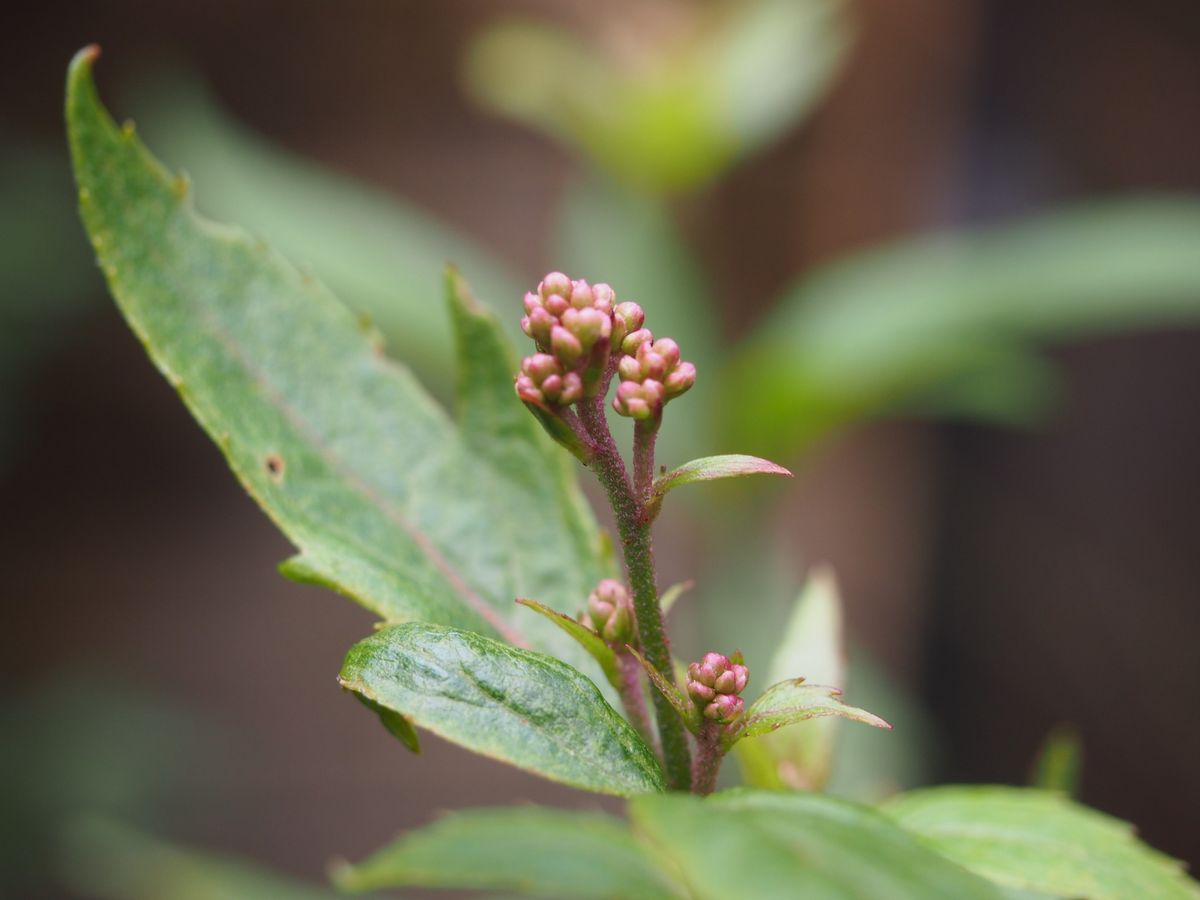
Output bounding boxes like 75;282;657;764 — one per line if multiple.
612;333;696;421
518;272;621;405
686;652;749;724
580;578;635;645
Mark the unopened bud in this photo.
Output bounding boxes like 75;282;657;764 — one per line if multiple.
703;693;744;723
621;328;654;356
551;325;583;365
613;379;664;420
515;353;582;408
586;579;634;644
539;271;572;300
663;361;696;398
686;651;749;724
611;302;645;347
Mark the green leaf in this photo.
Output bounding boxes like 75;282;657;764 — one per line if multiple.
630;789;1004;899
516;597;620;689
333;806;683;898
729;678;890;751
735;568;845;789
126;67;525;380
59;817;340;900
66;50;613;676
354;696;420;754
464;1;848;191
629;648;701;734
1030;725;1082;797
725;198;1200;454
883;786;1200;900
338;623;665;796
652;454;791;500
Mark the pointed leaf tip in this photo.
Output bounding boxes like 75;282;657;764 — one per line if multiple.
652;454;793;503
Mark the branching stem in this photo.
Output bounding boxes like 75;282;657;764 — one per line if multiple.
577;395;692;790
616;649;659;756
632;419;658;500
691;721;724;795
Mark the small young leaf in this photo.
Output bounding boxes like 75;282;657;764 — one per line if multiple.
333;806;684;898
884;786;1200;900
652;454;792;500
729;678;890;750
629;789;1004;900
338;623;665;796
516;597;620;689
628;647;701;734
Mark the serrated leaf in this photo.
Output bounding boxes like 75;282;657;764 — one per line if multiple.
652;454;792;500
338;623;665;796
630;789;1004;900
884;786;1200;900
333;806;683;898
729;678;890;750
735;568;846;789
516;597;620;689
66;49;613;679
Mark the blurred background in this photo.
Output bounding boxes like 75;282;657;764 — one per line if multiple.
4;0;1200;896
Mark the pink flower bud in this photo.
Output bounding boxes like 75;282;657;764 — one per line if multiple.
621;328;654;356
586;579;634;644
569;279;594;310
664;361;695;398
551;325;583;365
703;693;744;723
617;355;641;382
539;271;572;300
515;353;581;408
611;302;644;346
592;283;616;314
652;338;680;369
545;293;569;318
523;291;541;315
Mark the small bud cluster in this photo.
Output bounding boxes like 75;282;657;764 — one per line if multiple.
580;578;635;645
612;335;696;421
514;271;694;427
686;652;749;724
517;272;619;405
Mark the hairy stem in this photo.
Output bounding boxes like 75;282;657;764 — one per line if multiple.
616;649;659;756
691;721;724;795
632;419;658;500
577;396;692;789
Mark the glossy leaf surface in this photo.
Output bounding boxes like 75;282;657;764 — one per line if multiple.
884;786;1200;900
339;623;665;796
334;806;683;898
731;678;890;751
653;454;792;499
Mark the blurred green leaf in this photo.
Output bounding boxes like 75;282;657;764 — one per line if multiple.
884;786;1200;899
630;789;1004;899
725;198;1200;455
339;623;665;796
1030;725;1083;797
463;0;848;191
60;818;340;900
333;806;683;897
68;52;614;681
126;68;525;379
735;568;845;789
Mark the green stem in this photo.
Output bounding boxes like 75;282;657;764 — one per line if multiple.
632;419;658;500
577;396;692;789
